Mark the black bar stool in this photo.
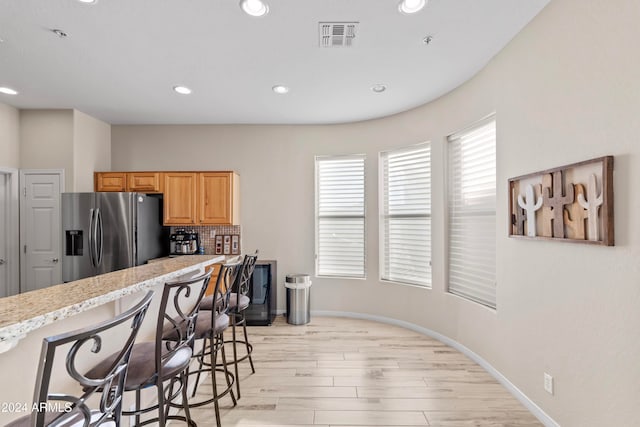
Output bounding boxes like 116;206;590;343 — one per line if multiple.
177;261;242;427
86;270;211;427
228;251;259;398
6;291;154;427
200;251;259;399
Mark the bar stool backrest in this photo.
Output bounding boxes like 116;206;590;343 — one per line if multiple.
233;250;259;301
28;291;154;427
214;261;243;315
157;270;211;378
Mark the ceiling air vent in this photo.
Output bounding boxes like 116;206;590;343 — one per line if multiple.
319;22;358;48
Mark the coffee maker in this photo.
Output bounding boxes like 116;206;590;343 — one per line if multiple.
170;229;200;255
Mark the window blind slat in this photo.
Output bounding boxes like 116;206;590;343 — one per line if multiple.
380;144;431;287
447;119;496;308
316;156;366;278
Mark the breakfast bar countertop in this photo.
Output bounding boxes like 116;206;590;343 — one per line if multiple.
0;254;225;352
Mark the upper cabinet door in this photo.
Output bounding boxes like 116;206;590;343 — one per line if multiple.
163;172;197;225
95;172;127;192
127;172;163;193
198;172;239;225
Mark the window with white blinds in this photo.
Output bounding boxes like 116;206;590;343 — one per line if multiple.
379;144;431;287
315;155;366;278
447;117;497;308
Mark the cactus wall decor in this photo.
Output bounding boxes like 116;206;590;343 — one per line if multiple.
564;184;588;240
511;181;526;235
543;170;575;238
539;174;554;238
508;156;614;246
517;184;543;236
578;174;604;241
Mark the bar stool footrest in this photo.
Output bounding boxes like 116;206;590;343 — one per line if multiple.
180;367;236;409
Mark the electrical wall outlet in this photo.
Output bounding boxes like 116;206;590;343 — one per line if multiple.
544;372;554;395
210;230;216;238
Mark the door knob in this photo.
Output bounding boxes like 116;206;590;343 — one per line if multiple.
52;258;59;263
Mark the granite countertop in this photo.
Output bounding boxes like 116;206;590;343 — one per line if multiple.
0;255;225;352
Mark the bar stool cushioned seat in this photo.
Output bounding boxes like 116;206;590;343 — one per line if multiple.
163;312;230;341
85;341;192;390
200;293;249;312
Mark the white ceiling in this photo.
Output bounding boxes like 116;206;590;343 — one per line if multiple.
0;0;549;125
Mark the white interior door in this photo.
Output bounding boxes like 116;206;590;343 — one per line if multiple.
20;170;64;293
0;168;19;297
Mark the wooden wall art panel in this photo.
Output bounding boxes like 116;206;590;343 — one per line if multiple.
508;156;614;245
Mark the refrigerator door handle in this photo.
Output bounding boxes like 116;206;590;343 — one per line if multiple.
88;208;96;267
96;208;104;266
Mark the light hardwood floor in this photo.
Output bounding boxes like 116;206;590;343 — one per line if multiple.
188;316;542;427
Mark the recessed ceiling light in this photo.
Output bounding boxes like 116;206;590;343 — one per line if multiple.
240;0;269;17
77;0;97;4
372;84;387;93
0;87;18;95
272;85;289;94
52;29;68;38
173;86;192;95
398;0;426;14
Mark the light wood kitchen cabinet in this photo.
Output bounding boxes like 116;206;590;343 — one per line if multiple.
95;171;163;193
94;172;127;191
198;172;240;225
163;172;198;225
95;170;239;226
127;172;163;193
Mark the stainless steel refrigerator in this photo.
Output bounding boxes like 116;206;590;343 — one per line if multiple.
62;192;169;282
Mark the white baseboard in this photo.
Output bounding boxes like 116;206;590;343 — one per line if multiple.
311;310;560;427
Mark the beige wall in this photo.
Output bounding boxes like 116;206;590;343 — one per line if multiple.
73;110;111;191
0;103;20;168
17;109;110;191
19;109;74;190
112;0;640;424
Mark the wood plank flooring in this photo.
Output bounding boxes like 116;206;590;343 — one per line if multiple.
188;316;542;427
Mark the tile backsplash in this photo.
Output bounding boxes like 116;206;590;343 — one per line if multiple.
170;225;241;255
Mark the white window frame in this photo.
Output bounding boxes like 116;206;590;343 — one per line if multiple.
379;143;431;288
314;154;366;279
447;116;497;308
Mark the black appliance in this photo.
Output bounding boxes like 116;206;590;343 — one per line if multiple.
170;229;200;255
245;260;277;326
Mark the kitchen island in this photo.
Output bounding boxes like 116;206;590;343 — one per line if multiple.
0;254;224;425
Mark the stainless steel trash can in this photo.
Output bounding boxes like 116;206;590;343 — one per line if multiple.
285;274;311;325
